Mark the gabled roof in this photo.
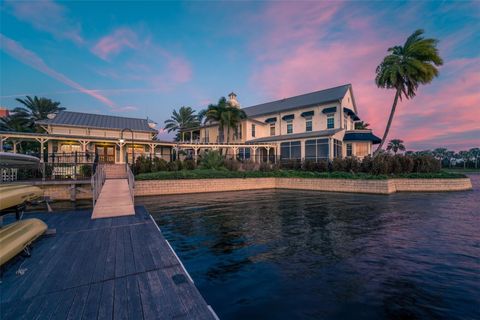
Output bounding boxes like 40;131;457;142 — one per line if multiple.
243;84;352;117
247;128;342;143
36;111;157;133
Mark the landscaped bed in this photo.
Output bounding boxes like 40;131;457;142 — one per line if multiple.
135;169;467;181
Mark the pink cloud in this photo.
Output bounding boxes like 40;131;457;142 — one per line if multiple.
4;0;83;45
93;27;192;89
249;2;478;150
91;28;140;60
0;34;115;108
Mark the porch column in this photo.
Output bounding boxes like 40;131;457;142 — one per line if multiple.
300;140;305;161
329;137;334;160
0;136;5;152
12;140;18;153
35;138;49;163
267;147;270;163
149;143;155;159
193;147;199;161
79;140;89;152
252;146;258;163
232;147;238;160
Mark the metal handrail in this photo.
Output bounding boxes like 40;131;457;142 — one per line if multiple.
91;164;106;207
126;163;135;203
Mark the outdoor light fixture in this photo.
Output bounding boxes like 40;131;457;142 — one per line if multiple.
119;138;125;143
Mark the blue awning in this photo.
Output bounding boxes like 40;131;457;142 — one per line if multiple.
282;114;295;121
322;107;337;114
343;107;360;121
265;117;277;123
301;111;314;117
343;132;381;144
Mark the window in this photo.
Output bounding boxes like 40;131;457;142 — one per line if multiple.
280;141;301;160
333;139;343;158
327;114;335;129
270;124;275;136
251;124;256;138
238;148;251;160
344;115;348;130
305;116;312;132
305;139;329;161
355;142;369;157
287;120;293;134
346;143;352;157
237;125;242;140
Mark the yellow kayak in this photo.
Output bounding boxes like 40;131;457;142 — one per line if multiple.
0;185;43;211
0;218;47;266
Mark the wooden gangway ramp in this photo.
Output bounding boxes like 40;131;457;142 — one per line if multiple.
92;179;135;219
0;207;218;320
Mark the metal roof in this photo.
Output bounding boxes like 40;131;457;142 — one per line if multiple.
36;111;157;132
243;84;351;117
343;132;381;144
247;128;342;143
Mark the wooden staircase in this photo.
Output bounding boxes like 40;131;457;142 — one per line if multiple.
104;164;127;179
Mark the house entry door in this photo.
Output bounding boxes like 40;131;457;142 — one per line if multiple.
96;145;115;163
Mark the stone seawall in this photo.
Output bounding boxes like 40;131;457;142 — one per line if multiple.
24;177;472;200
134;177;472;196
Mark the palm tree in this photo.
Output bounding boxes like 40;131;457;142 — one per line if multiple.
0;109;31;132
205;97;246;143
469;147;480;169
164;106;199;141
458;150;471;169
354;121;370;130
386;139;406;154
374;29;443;154
15;96;65;130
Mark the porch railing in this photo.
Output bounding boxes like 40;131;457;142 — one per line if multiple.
126;163;135;203
91;164;106;207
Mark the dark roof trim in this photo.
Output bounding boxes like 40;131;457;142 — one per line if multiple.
265;117;277;123
301;111;314;117
343;107;360;121
343;132;381;144
322;107;337;114
282;114;295;121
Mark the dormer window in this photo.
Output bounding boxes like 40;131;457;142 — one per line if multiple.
305;116;313;132
270;123;275;136
327;114;335;129
286;120;293;134
251;124;256;137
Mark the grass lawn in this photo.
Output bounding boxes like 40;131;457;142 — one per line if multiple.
443;168;480;173
135;169;467;181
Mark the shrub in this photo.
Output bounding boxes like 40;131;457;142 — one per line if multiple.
259;162;273;172
224;159;240;171
80;164;93;177
183;159;196;170
166;161;179;171
361;155;373;173
332;158;346;172
134;156;152;174
241;160;257;171
343;157;361;173
398;155;414;173
371;154;392;175
413;155;441;173
152;157;168;171
280;159;302;170
303;159;328;172
200;150;224;170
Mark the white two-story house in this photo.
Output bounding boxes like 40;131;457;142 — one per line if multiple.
191;84;380;161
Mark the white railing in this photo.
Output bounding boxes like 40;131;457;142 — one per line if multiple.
126;163;135;203
91;164;106;207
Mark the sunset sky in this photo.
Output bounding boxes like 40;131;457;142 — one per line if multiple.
1;1;478;150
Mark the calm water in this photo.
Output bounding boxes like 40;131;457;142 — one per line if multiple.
142;176;476;319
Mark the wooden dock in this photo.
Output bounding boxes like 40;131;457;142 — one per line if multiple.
91;179;135;219
0;207;217;320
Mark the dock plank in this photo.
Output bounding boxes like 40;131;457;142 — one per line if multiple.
0;207;215;320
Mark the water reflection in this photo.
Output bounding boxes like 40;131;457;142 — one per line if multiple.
138;175;480;320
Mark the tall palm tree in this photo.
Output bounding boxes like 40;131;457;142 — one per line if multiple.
458;150;471;169
164;106;199;141
386;139;406;154
374;29;443;154
15;96;65;130
354;121;370;130
205;97;246;143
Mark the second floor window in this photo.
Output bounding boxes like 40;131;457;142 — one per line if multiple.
270;124;275;136
346;143;352;156
251;124;256;137
327;114;335;129
305;116;313;132
286;120;293;134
